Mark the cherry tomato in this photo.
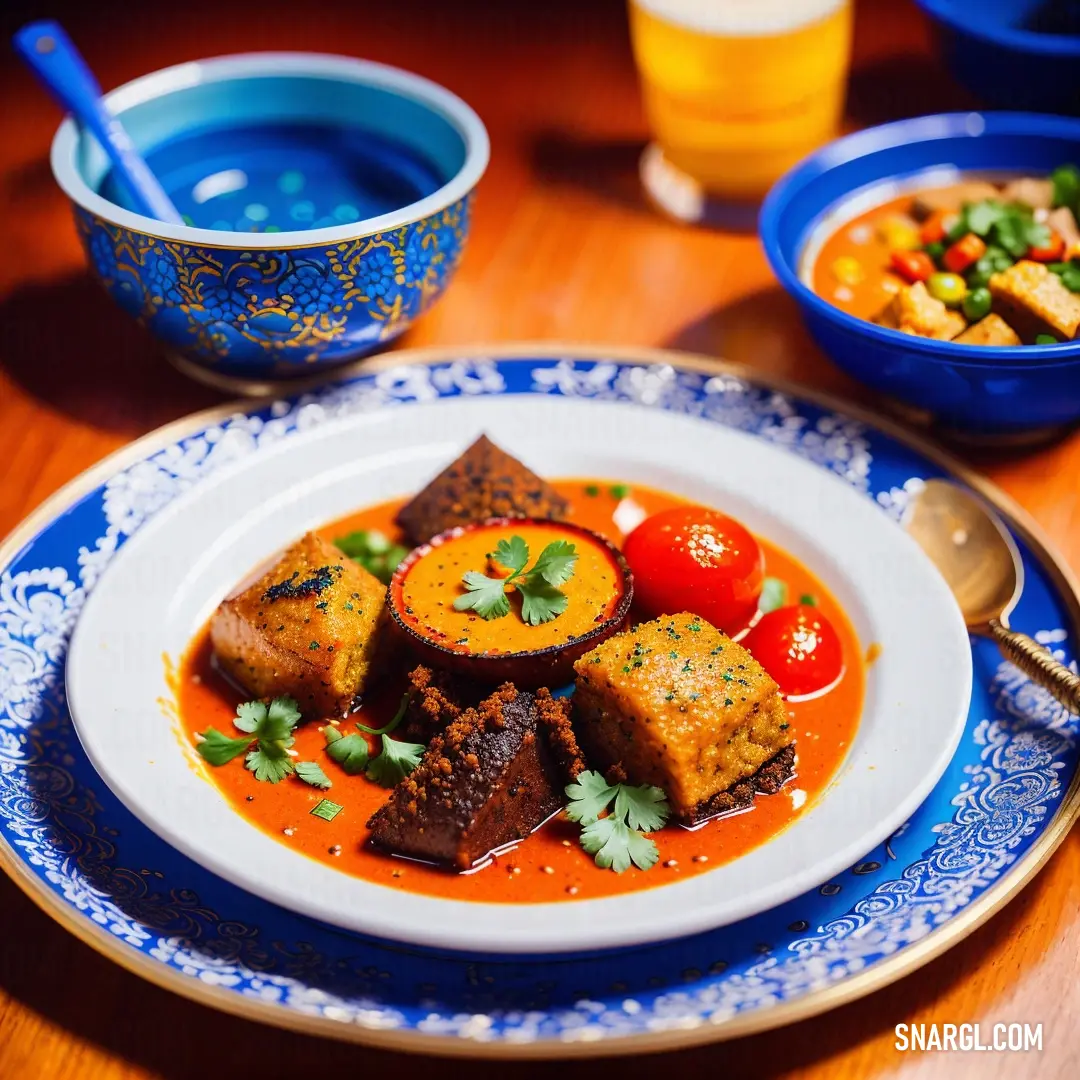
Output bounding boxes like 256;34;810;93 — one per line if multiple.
890;249;934;284
622;507;763;633
1028;231;1065;263
743;604;843;697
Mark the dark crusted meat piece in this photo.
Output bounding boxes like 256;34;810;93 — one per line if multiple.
368;684;584;870
398;665;486;743
394;434;570;545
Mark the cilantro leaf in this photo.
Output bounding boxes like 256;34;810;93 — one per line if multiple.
492;535;529;575
580;817;660;873
245;746;295;783
333;529;408;584
527;539;578;587
453;572;512;620
265;695;301;733
453;533;579;625
355;691;411;736
517;578;569;625
196;727;253;766
366;735;425;788
1051;164;1080;214
565;770;617;824
759;577;788;614
1050;259;1080;292
234;700;266;733
323;726;370;774
614;782;670;833
965;199;1006;237
295;760;332;789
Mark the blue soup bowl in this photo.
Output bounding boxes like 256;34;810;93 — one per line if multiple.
916;0;1080;115
760;112;1080;440
50;52;489;390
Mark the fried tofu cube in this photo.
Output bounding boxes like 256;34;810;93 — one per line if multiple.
572;613;793;821
210;532;385;717
1000;177;1054;210
395;435;570;545
990;260;1080;341
875;282;966;341
953;313;1022;347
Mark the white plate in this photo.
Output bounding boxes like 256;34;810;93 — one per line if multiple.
66;395;972;954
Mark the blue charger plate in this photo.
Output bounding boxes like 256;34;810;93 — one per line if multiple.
1;347;1078;1056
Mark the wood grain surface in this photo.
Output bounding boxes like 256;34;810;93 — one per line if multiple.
0;1;1077;1076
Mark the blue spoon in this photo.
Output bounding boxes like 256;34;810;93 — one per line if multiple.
14;20;184;224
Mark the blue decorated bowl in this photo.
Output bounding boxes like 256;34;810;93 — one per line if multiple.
50;52;489;390
917;0;1080;115
760;112;1080;441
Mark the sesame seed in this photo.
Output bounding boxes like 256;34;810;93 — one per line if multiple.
566;886;579;896
283;827;295;837
541;865;554;875
663;859;678;868
692;854;708;864
328;845;342;856
561;839;572;847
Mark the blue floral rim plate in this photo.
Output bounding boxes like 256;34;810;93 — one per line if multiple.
2;346;1078;1058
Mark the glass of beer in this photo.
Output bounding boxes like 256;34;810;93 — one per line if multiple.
629;0;853;206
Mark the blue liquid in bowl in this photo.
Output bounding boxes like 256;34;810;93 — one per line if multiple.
99;121;444;232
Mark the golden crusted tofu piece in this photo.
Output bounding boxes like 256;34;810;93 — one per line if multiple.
210;532;385;717
572;612;792;820
875;282;966;341
990;260;1080;342
910;182;1000;221
953;313;1021;347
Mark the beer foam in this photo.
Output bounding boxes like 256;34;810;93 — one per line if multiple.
633;0;845;36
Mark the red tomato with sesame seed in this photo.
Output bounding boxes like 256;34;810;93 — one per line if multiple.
742;604;843;696
622;507;764;633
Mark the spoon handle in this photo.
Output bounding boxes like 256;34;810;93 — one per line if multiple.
989;619;1080;714
13;20;184;224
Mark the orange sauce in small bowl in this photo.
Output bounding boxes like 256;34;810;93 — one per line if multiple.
173;480;865;904
394;519;626;654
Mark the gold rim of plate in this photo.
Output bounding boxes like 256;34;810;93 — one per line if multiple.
1;343;1078;1059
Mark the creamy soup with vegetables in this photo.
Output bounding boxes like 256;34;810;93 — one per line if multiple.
807;165;1080;346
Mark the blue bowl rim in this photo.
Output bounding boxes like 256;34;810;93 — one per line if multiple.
916;0;1080;57
759;110;1080;370
50;51;490;251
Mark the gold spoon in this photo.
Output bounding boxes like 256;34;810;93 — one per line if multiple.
903;478;1080;713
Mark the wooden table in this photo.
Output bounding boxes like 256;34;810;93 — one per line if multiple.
0;0;1077;1075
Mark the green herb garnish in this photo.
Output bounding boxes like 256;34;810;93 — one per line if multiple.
759;577;788;614
295;760;333;789
197;696;320;786
1049;259;1080;292
355;691;412;736
800;593;817;606
322;725;370;775
609;483;631;500
366;734;426;787
322;692;424;788
310;798;343;821
1035;334;1059;345
192;727;252;766
334;529;409;585
565;771;670;873
453;535;578;625
1051;163;1080;217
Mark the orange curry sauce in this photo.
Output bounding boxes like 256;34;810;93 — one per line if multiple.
809;188;953;323
174;481;865;903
